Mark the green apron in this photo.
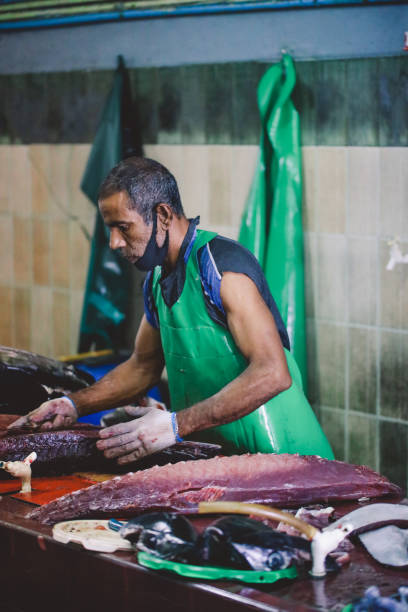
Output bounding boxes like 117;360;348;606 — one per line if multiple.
151;230;334;459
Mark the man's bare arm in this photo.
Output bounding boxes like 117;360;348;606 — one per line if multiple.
70;316;165;416
9;316;164;430
177;272;292;438
95;272;292;464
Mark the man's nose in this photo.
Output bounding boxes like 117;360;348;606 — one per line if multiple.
109;229;125;250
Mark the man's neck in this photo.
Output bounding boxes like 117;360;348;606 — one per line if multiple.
163;216;191;272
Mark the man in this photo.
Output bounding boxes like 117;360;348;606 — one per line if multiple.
10;157;334;463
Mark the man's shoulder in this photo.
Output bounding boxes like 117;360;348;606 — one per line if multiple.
197;233;263;276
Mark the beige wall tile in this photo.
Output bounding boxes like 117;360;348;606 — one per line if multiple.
14;287;31;350
33;218;51;286
302;147;317;232
0;146;11;212
70;221;91;291
208;146;232;226
145;145;185;194
402;148;408;240
316;147;346;234
0;286;13;346
348;328;377;414
8;146;32;217
31;286;53;357
306;317;318;405
380;239;408;330
304;232;318;319
230;145;258;227
68;144;93;217
13;217;32;286
380;148;408;240
348;147;379;236
348;237;377;326
0;213;13;284
51;220;70;288
178;146;209;225
316;234;347;322
30;145;51;216
48;145;72;219
70;290;84;354
53;290;71;358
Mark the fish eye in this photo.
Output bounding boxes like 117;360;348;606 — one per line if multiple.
267;551;285;570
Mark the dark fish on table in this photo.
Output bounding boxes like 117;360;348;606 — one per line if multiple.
121;512;337;572
29;453;401;525
0;345;93;414
121;512;200;564
0;424;221;477
200;515;331;571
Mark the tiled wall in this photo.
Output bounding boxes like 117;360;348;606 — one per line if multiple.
0;56;407;490
301;146;408;492
0;144;94;357
1;142;406;489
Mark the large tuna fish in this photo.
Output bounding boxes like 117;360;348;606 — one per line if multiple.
29;453;401;525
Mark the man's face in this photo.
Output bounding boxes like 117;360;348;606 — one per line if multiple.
99;191;153;264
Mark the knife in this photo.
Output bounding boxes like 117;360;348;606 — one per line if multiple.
324;503;408;534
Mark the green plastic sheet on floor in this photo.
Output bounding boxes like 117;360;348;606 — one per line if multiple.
239;54;308;393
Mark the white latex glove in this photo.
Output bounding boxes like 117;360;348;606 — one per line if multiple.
97;406;178;464
7;396;78;431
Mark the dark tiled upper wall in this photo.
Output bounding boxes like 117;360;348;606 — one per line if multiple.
0;57;407;146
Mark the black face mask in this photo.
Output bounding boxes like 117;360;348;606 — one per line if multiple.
134;212;169;272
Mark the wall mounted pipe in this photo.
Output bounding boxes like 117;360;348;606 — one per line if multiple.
0;0;401;30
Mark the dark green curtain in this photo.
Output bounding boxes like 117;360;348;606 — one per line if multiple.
239;54;307;392
78;55;141;352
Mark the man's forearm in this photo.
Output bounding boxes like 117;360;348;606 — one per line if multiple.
177;361;291;438
67;357;162;417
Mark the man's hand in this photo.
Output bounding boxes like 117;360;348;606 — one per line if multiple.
97;406;176;464
7;397;78;431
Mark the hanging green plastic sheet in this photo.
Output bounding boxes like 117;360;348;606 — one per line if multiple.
79;56;140;352
239;54;307;393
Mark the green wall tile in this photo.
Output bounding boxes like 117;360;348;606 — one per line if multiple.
346;59;379;146
231;62;261;145
204;63;234;144
348;413;377;469
380;420;407;492
19;73;48;144
84;70;115;143
0;76;9;143
157;66;182;144
320;407;345;461
315;322;346;409
0;58;406;146
316;60;347;146
378;57;408;147
180;65;207;144
348;328;377;414
380;330;408;421
293;61;317;146
133;68;159;145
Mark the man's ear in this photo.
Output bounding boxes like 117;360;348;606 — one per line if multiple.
156;203;173;230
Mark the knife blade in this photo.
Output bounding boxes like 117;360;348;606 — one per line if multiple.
324;503;408;534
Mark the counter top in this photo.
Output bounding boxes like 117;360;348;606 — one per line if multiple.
0;494;407;612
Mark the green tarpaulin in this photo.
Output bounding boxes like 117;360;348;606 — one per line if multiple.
78;55;139;352
239;54;307;392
